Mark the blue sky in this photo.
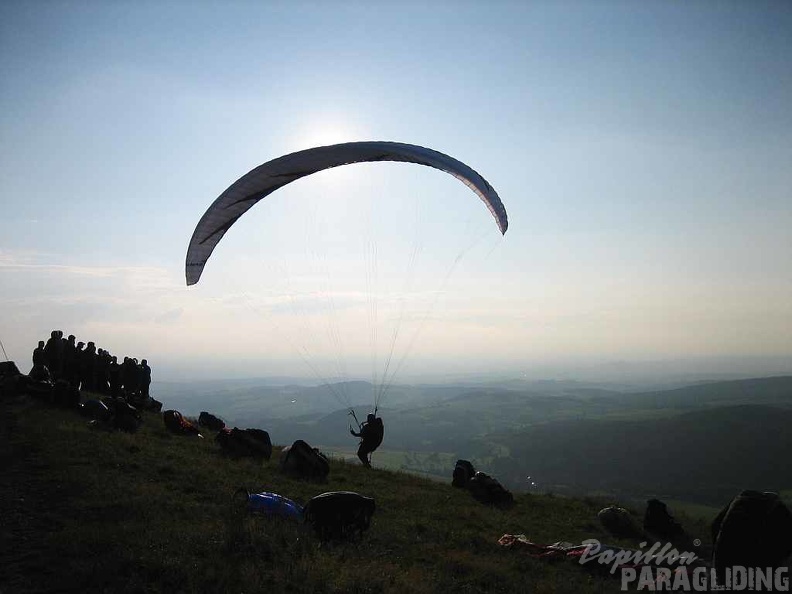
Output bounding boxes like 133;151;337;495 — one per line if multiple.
1;1;790;382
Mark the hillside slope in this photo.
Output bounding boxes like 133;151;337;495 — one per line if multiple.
0;392;702;594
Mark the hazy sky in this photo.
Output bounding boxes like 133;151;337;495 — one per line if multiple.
1;0;790;382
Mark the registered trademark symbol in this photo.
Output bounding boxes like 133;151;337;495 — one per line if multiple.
693;539;701;547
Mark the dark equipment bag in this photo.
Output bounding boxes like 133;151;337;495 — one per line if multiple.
217;427;272;460
711;490;792;571
467;471;514;508
163;409;201;436
199;411;226;431
303;491;375;540
452;459;476;488
279;439;329;481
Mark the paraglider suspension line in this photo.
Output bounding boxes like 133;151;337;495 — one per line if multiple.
0;336;8;361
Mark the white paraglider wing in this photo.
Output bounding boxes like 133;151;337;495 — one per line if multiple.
186;141;508;286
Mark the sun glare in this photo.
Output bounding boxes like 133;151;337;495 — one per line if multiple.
290;117;365;151
282;117;377;191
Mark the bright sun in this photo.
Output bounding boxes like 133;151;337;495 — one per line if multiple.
278;117;379;192
291;117;365;151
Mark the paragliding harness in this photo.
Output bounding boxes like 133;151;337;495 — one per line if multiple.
349;408;383;438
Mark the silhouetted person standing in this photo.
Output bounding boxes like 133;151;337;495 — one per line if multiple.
32;341;46;368
95;349;110;394
81;342;96;391
122;357;139;396
109;356;121;397
44;331;61;379
63;335;78;387
140;359;151;398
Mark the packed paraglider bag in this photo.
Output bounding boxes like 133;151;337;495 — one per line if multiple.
240;428;272;459
162;409;202;437
217;427;272;460
303;491;375;541
52;379;80;409
279;439;329;481
452;459;476;488
0;360;21;379
643;498;688;545
711;490;792;574
597;506;644;540
27;364;54;399
467;472;514;508
0;361;24;399
106;397;142;433
198;411;226;432
234;488;304;522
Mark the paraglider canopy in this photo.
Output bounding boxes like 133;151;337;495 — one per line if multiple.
185;141;508;286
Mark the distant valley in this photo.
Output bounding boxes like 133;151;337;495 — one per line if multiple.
153;374;792;509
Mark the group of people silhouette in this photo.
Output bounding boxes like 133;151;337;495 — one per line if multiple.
28;329;387;467
31;330;151;401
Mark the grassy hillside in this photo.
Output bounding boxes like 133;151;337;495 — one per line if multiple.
0;392;710;594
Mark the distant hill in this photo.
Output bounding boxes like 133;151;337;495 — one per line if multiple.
489;404;792;506
243;375;791;449
152;374;792;508
616;375;792;410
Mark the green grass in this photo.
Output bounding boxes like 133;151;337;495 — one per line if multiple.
658;500;722;523
319;446;458;481
778;491;792;507
1;393;705;593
